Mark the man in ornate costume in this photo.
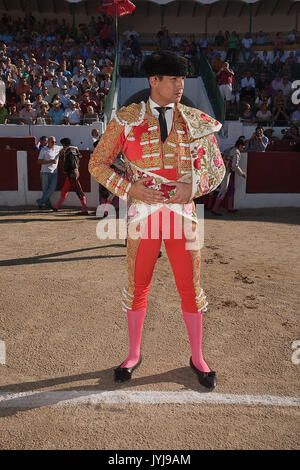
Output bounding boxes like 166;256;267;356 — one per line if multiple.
89;51;225;389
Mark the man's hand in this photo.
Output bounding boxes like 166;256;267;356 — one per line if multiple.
164;181;192;204
128;177;165;204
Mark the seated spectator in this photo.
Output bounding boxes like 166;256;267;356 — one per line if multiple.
0;102;8;124
273;33;284;59
215;30;225;47
241;33;254;62
281;125;300;150
48;100;65;125
18;100;36;124
57;70;68;88
172;33;182;51
64;100;82;125
287;29;297;45
240;71;256;102
256;31;265;45
41;85;52;104
100;73;112;95
6;103;20;124
36;103;51;125
239;103;255;123
279;75;292;98
256;103;273;125
286;51;297;65
273;90;290;126
59;85;71;109
271;73;282;94
67;78;79;97
16;77;31;96
231;76;241;110
129;34;141;57
245;126;269;151
255;88;272;109
101;60;114;77
120;51;133;77
83;105;99;125
216;62;234;112
290;103;300;126
79;92;98;115
47;77;60;99
32;78;43;97
261;51;271;70
32;93;48;111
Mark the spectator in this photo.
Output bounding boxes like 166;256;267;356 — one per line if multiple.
100;73;112;95
256;31;265;45
7;103;20;123
79;92;98;115
255;88;271;109
273;33;284;59
287;29;297;45
256;73;269;92
90;127;100;151
256;103;273;125
290;103;300;125
241;33;254;62
52;137;88;215
59;85;71;109
32;93;48;111
41;85;52;104
281;124;300;143
47;77;60;99
225;31;239;66
172;33;182;51
231;76;241;111
273;90;290;125
36;135;48;150
245;126;269;151
0;102;8;124
264;128;279;142
129;34;141;57
48;100;65;125
239;103;255;123
16;77;31;96
279;75;292;98
36;136;61;210
123;28;139;42
83;105;99;125
240;71;256;102
67;77;79;97
64;100;82;125
18;100;36;124
216;61;234;112
261;51;271;70
36;103;51;125
215;30;225;47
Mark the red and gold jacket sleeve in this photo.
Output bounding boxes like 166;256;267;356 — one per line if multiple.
88;117;132;201
192;133;226;199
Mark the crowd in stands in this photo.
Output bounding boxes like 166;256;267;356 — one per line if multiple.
119;26;300;129
0;14;116;125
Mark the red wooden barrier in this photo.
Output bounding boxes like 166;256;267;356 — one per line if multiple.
27;149;92;192
246;151;300;193
0;150;18;191
0;136;37;151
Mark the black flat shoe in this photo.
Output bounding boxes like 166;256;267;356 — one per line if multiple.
189;357;217;390
114;356;142;383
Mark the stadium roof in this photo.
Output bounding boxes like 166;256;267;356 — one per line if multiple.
0;0;299;19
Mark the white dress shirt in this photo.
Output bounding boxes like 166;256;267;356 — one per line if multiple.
149;97;174;136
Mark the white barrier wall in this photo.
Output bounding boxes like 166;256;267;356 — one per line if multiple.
0;151;100;209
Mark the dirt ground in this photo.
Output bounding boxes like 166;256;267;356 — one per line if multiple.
0;206;299;450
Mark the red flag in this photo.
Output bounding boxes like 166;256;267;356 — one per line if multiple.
98;0;136;17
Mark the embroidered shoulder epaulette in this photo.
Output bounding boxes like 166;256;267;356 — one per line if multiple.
177;104;222;139
115;102;146;128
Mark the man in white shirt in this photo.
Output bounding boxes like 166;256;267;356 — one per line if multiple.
36;136;62;209
240;71;256;101
59;85;71;109
64;100;82;125
279;76;292;98
241;34;254;62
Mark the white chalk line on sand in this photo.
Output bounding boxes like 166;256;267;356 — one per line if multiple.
0;391;299;408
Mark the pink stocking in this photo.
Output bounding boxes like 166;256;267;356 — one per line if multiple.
121;308;146;368
183;310;211;373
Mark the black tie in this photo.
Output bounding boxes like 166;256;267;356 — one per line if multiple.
155;106;171;143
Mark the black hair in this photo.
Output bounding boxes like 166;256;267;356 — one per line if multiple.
60;137;71;146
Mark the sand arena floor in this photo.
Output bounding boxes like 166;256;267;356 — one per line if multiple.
0;206;299;450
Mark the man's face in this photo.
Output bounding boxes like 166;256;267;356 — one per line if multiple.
149;76;185;105
256;128;263;137
48;137;56;148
